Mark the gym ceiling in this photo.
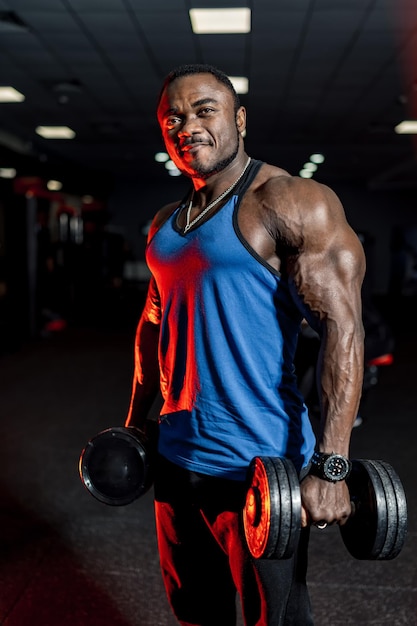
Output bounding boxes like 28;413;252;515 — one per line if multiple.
0;0;416;194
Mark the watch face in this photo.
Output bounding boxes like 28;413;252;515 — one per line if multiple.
323;454;350;481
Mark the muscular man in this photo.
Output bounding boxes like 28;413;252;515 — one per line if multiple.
126;64;365;625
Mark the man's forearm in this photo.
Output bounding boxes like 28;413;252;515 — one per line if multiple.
125;318;161;430
317;320;364;456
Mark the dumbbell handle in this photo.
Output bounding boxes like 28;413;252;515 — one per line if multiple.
300;491;357;529
310;503;358;529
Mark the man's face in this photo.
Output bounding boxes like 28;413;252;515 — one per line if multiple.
157;73;245;179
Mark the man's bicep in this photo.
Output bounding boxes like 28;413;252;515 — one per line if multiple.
289;228;365;328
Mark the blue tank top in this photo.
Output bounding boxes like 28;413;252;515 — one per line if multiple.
146;160;315;480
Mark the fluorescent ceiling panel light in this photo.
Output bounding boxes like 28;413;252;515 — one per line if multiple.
394;120;417;134
36;126;75;139
229;76;248;94
189;8;251;34
0;87;25;102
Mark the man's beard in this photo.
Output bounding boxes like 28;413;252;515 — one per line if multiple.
192;128;240;180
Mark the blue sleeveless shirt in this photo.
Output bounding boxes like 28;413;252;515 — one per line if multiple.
146;160;315;480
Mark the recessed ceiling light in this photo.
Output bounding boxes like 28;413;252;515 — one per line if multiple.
300;169;313;179
165;160;181;175
303;162;317;172
394;120;417;134
155;151;169;162
310;153;325;164
36;126;76;139
47;179;62;191
0;167;16;178
189;8;251;34
228;76;249;94
0;87;25;102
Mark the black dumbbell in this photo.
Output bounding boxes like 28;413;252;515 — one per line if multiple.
243;456;407;561
79;426;153;506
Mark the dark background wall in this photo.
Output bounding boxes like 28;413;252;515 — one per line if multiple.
1;170;417;347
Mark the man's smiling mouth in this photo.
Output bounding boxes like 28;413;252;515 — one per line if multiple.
182;143;203;152
180;139;212;153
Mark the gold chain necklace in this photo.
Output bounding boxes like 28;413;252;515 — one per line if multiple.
184;157;251;234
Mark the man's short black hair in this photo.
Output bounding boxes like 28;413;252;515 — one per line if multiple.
158;64;241;113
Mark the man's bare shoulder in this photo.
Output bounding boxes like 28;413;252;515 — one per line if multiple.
252;162;291;188
254;165;346;226
256;164;335;204
246;164;363;260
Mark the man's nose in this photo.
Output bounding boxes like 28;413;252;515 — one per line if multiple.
178;116;202;137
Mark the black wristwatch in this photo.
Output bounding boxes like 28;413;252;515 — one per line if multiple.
309;451;352;483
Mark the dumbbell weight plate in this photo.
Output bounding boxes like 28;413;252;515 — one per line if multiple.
79;426;152;506
340;459;407;560
272;456;302;559
373;460;408;559
243;456;301;560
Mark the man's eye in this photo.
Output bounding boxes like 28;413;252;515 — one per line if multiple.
199;108;214;115
166;117;181;128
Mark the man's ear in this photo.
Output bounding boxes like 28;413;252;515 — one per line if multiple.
236;106;246;135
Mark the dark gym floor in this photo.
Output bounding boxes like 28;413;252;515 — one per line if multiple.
1;300;416;626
